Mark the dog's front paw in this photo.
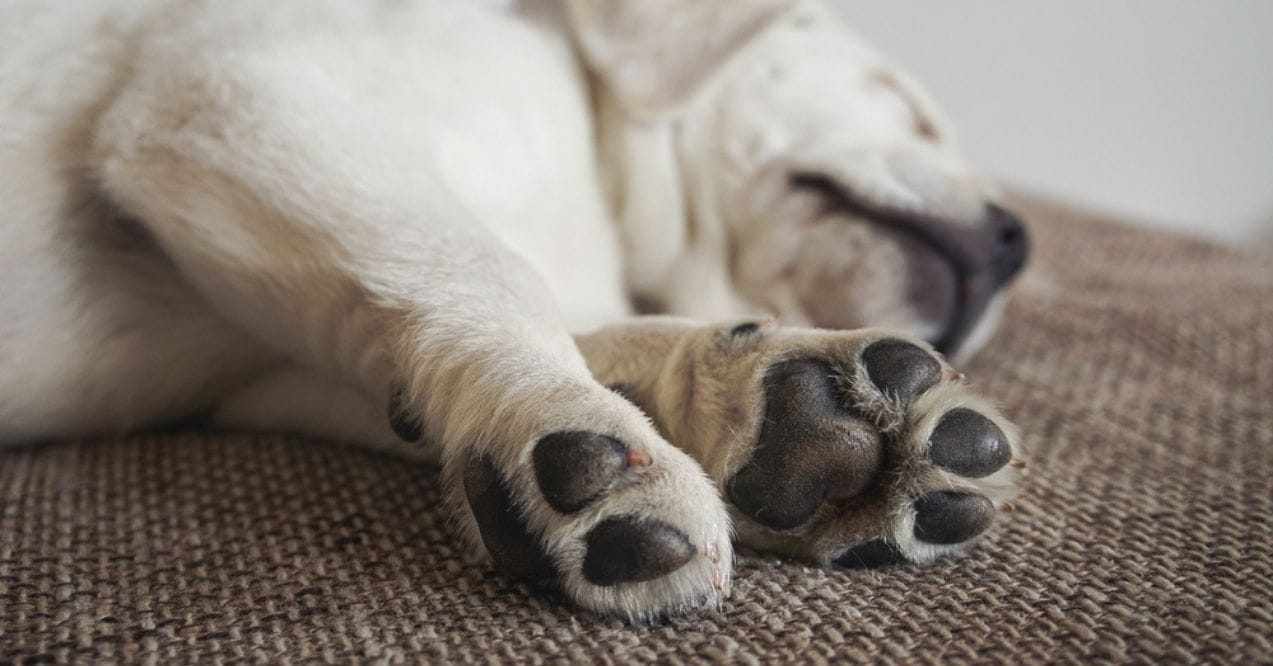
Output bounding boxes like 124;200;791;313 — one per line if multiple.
446;397;732;620
648;324;1021;568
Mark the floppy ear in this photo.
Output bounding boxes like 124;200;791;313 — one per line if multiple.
568;0;796;120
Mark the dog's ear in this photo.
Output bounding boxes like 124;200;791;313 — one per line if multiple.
568;0;796;121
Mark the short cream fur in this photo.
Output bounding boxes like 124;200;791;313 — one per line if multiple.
0;0;1023;619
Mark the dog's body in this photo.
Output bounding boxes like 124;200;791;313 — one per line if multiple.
1;0;1028;618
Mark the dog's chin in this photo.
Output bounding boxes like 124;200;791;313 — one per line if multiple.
901;236;960;334
813;284;1005;367
945;294;1007;365
901;235;1014;362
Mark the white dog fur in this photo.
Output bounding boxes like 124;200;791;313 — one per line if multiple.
0;0;1026;619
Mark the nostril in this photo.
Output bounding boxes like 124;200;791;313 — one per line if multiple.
985;203;1029;284
998;223;1021;246
987;204;1026;246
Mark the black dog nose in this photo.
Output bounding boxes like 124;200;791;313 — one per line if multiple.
984;204;1029;286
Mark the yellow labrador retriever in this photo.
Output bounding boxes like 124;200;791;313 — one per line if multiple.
0;0;1028;619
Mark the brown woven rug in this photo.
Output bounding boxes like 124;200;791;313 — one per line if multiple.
3;201;1271;664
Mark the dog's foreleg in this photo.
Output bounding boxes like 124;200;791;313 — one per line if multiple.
576;317;750;477
90;63;730;619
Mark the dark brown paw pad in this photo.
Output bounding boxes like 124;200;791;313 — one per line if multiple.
463;454;555;579
913;491;995;545
928;408;1012;478
533;431;642;514
834;539;907;569
726;359;882;530
582;516;695;586
861;338;942;401
387;389;424;442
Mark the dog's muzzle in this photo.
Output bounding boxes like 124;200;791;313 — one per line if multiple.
911;202;1029;354
791;173;1030;355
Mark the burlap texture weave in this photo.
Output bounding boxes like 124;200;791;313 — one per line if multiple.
2;200;1271;663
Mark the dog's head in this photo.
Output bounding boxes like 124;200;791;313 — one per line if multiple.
571;0;1029;360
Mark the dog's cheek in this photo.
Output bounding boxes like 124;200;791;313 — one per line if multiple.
897;232;959;331
790;223;955;339
786;224;889;331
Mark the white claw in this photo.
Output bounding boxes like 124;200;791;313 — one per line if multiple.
714;568;732;597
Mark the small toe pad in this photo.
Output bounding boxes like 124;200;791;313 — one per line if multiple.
533;431;629;514
928;408;1012;478
583;516;695;586
861;338;942;401
835;539;906;569
387;389;423;442
913;491;995;545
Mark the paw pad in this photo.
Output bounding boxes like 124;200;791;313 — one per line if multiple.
928;408;1011;478
387;389;424;442
533;432;632;514
726;359;881;530
861;338;941;401
834;538;906;569
913;491;995;545
583;516;695;586
463;454;555;579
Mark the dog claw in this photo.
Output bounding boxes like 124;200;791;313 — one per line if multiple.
712;567;730;596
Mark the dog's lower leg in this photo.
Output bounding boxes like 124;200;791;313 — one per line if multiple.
90;61;730;618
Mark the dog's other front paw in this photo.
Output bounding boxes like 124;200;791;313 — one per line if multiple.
635;323;1021;569
442;389;732;620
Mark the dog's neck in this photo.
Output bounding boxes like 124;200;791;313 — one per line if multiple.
594;97;688;303
594;95;756;319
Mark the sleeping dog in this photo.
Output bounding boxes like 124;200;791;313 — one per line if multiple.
0;0;1028;619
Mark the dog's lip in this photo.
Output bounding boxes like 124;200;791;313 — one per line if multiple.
932;270;996;354
789;172;996;355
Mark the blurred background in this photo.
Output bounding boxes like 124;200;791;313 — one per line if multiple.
833;1;1273;247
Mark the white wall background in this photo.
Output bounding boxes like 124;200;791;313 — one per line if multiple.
832;1;1273;245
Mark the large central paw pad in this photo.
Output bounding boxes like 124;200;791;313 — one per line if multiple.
459;426;731;620
726;359;881;530
723;334;1020;567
